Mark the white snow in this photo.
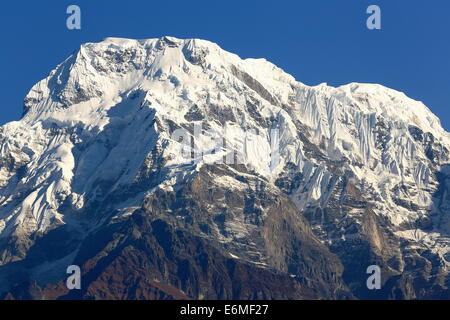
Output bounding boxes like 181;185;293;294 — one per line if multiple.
1;36;450;264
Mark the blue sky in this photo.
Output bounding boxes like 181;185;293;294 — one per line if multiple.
1;0;449;129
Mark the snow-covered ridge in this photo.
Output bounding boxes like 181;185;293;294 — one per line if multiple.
1;36;450;265
21;36;448;139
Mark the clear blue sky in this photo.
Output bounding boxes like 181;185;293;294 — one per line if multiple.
1;0;449;129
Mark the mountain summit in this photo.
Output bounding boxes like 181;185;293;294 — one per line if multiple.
0;36;449;299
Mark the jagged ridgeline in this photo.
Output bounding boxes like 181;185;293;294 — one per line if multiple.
0;36;449;299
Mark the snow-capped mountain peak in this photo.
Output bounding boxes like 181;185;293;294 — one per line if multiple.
1;37;449;299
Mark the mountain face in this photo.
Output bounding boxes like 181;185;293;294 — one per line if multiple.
0;36;449;299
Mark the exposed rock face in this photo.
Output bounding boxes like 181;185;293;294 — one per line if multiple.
0;36;449;299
